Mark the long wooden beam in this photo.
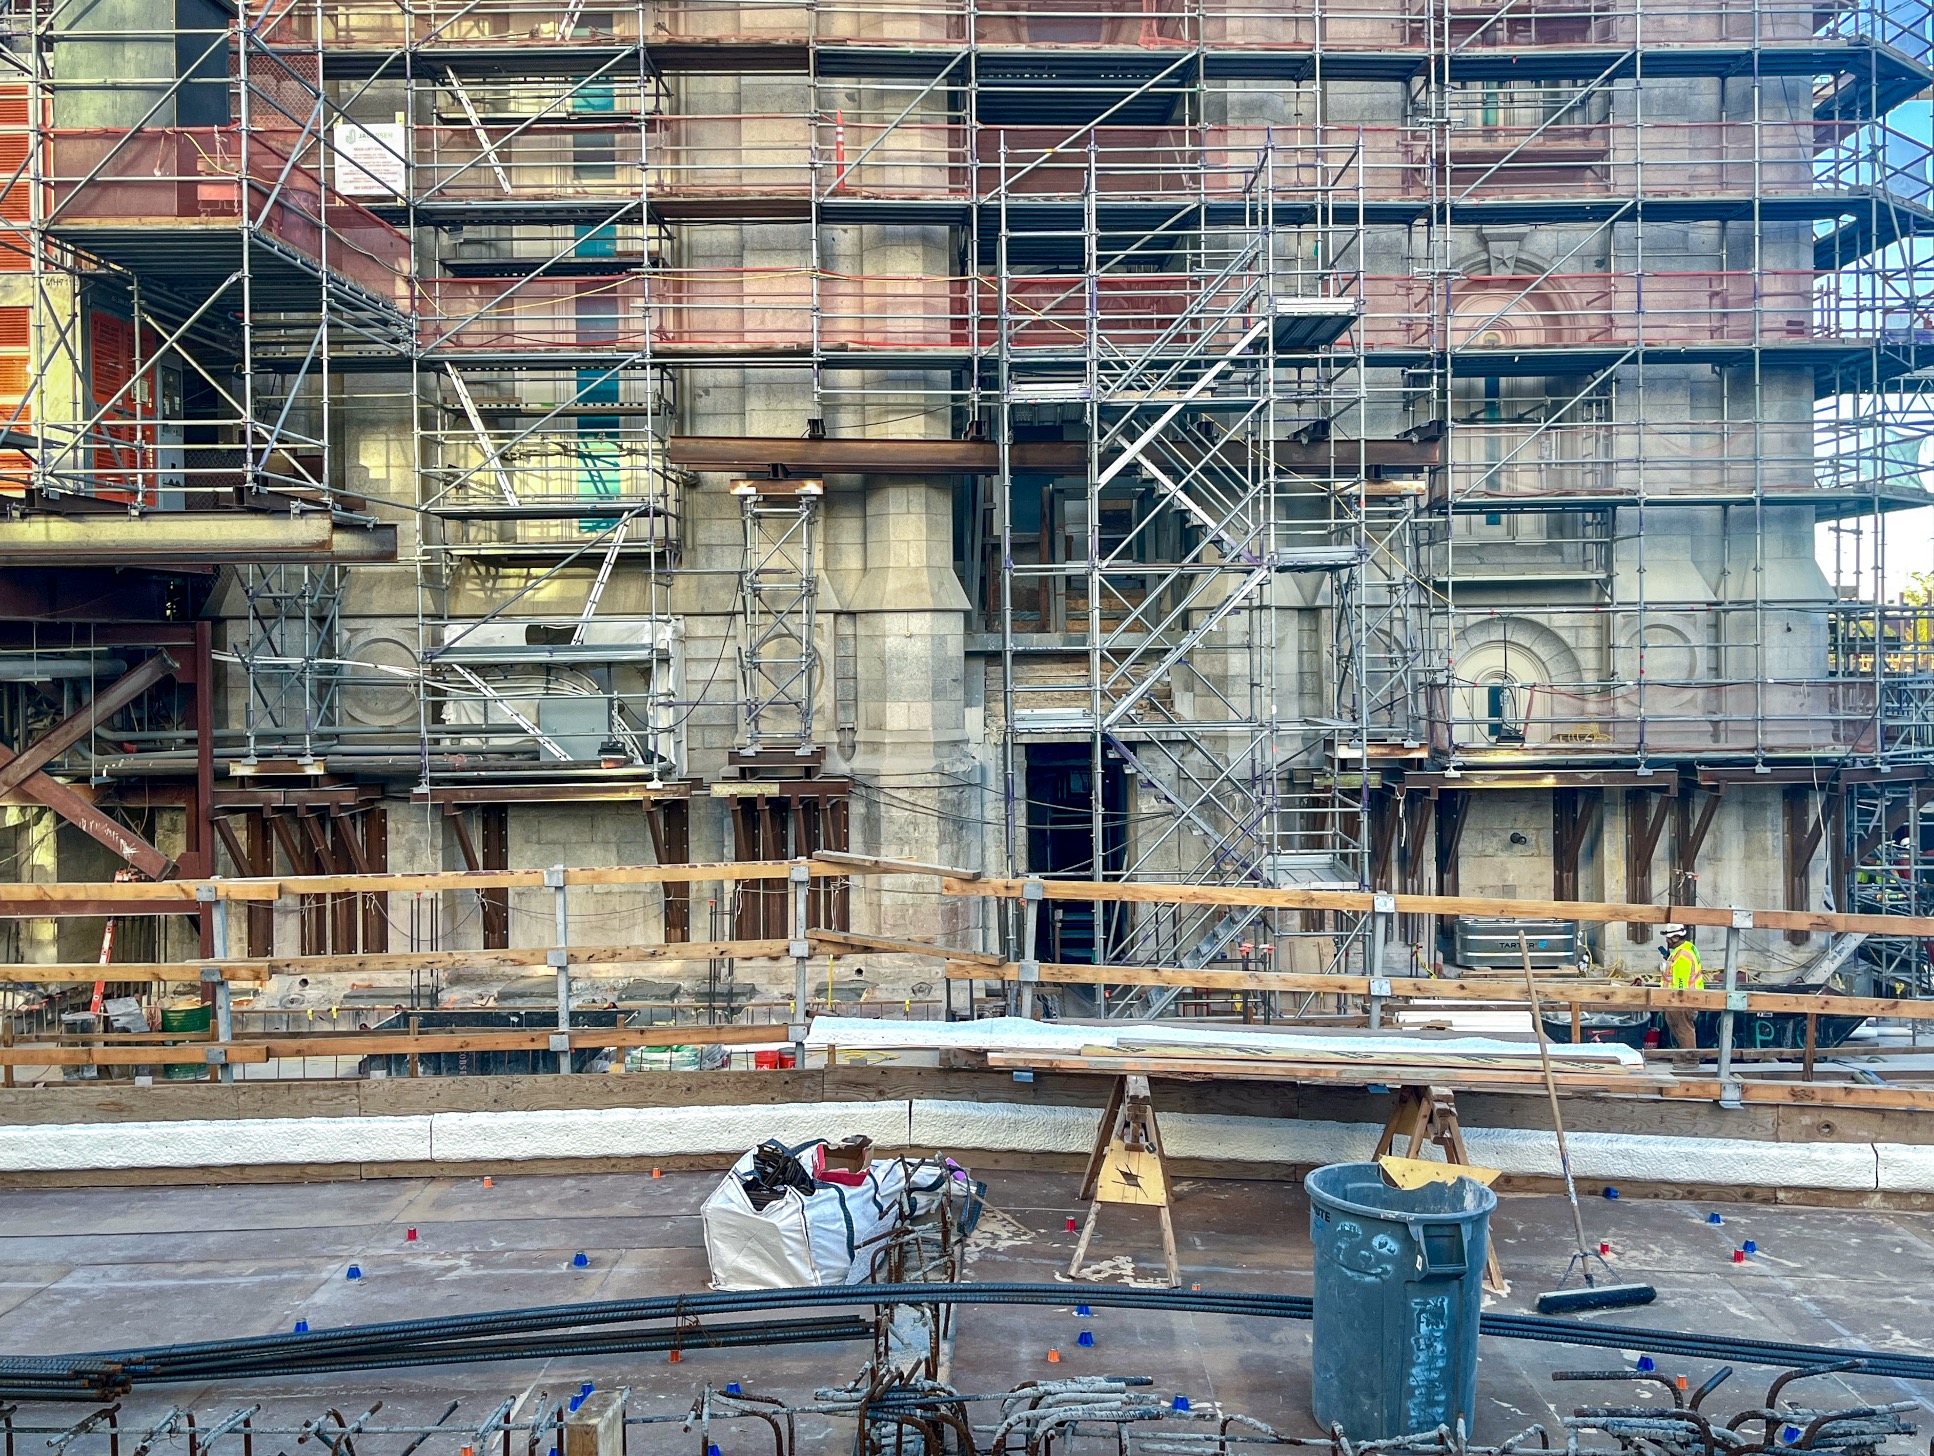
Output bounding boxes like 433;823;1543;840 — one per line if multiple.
976;1052;1934;1111
8;862;1934;941
0;939;797;984
0;1021;785;1067
0;859;860;908
981;1051;1657;1095
946;959;1934;1024
942;876;1934;939
5;931;993;984
814;930;1004;967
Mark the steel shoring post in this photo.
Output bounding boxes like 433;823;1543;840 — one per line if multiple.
200;884;235;1085
1085;135;1106;970
997;129;1022;987
549;865;572;1076
313;0;335;533
808;27;822;427
1749;10;1767;770
1018;878;1044;1019
26;0;56;510
788;862;811;1063
737;493;821;752
1716;913;1746;1107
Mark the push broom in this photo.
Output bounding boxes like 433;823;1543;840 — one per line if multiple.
1518;931;1658;1315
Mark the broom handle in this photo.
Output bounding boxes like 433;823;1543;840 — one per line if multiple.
1520;931;1592;1261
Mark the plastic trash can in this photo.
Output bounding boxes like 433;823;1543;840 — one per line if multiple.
1306;1161;1496;1440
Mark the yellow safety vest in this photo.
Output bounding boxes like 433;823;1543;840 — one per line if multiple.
1665;941;1704;991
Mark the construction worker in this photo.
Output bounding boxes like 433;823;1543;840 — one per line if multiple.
1659;923;1703;1049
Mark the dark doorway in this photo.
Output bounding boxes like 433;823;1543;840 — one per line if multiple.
1025;742;1127;963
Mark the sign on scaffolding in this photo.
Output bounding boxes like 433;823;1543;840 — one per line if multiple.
333;123;408;199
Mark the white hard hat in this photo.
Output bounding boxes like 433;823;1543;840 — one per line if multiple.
1661;922;1688;938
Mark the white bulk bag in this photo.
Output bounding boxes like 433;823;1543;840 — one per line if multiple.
701;1140;912;1290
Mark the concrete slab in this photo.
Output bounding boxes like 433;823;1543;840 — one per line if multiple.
0;1169;1927;1451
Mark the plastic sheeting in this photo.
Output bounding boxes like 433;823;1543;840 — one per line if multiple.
802;1015;1643;1067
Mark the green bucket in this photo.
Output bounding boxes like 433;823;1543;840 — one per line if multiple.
160;999;212;1079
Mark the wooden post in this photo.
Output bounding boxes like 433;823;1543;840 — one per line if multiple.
549;864;572;1075
409;1014;421;1078
1803;1013;1818;1082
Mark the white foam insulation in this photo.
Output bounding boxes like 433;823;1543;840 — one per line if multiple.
3;1101;1917;1193
809;1016;1642;1068
0;1115;434;1171
429;1102;911;1163
1875;1143;1934;1192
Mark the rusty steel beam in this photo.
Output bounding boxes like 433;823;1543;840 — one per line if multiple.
0;897;197;919
0;744;175;879
0;651;179;795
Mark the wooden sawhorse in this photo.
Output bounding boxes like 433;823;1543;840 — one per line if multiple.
1373;1083;1508;1295
1069;1073;1180;1287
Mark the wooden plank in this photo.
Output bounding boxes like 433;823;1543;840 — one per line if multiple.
1662;1079;1934;1113
12;860;1934;943
0;860;868;911
0;964;270;985
250;1022;784;1059
812;851;979;880
0;880;281;904
982;1053;1934;1111
950;960;1934;1024
1;1044;273;1067
0;939;797;984
940;877;1934;939
813;930;1004;967
979;1051;1654;1095
0;1021;787;1067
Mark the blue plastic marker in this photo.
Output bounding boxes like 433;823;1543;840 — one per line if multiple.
1075;1305;1091;1317
1636;1356;1655;1372
1742;1239;1757;1254
294;1320;309;1333
1708;1212;1724;1225
1171;1397;1191;1413
1603;1186;1620;1199
345;1265;362;1280
1077;1330;1095;1347
573;1251;590;1268
725;1383;743;1396
581;1383;595;1397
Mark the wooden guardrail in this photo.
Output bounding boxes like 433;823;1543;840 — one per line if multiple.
3;859;1930;940
944;961;1934;1025
940;875;1934;941
0;859;853;906
1;1020;784;1068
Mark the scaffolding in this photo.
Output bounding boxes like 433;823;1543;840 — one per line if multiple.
0;0;1930;996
